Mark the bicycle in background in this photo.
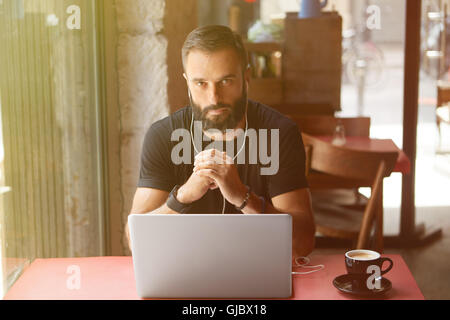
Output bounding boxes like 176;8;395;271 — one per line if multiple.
421;0;450;80
342;23;386;89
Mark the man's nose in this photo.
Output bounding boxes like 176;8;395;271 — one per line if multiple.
207;83;220;105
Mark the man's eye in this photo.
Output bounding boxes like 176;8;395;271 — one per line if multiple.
196;81;206;87
221;79;231;85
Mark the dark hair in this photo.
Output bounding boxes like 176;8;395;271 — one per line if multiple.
182;25;248;73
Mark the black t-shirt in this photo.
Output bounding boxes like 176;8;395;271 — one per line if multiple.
137;100;308;213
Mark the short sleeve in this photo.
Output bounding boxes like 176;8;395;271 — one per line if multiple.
137;124;176;192
266;123;309;198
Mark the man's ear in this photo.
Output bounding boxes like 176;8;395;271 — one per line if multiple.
183;73;190;92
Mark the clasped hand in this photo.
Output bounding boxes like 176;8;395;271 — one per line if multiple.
193;149;247;207
179;149;247;206
176;149;247;207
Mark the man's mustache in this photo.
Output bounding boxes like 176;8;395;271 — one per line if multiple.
202;104;232;114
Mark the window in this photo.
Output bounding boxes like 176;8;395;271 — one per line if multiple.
0;0;107;295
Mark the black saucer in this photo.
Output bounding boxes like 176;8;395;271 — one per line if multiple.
333;274;392;297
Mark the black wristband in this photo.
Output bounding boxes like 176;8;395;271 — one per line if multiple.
166;185;194;214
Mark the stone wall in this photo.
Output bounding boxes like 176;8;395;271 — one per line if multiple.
115;0;170;254
107;0;196;255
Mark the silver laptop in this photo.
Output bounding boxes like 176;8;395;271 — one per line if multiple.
128;214;292;299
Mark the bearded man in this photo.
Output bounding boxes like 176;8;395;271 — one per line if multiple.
126;25;315;258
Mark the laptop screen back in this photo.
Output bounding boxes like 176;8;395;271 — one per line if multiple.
128;214;292;298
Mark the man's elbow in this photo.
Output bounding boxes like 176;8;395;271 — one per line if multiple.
303;224;316;256
292;214;316;257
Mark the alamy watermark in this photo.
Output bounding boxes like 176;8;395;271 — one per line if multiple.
170;121;280;176
44;5;81;29
366;5;381;31
66;265;81;290
66;5;81;30
366;265;382;290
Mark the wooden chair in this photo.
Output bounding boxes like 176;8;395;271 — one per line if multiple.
293;116;371;206
436;80;450;152
302;133;398;251
289;115;371;137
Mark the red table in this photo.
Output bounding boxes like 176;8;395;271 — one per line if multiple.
3;254;424;300
317;136;411;174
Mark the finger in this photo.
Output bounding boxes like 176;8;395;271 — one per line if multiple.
223;152;233;165
196;168;220;181
193;160;216;168
194;163;217;173
194;157;220;169
195;149;215;160
194;153;228;166
210;182;219;190
192;171;215;187
211;152;232;164
206;150;232;165
195;149;224;162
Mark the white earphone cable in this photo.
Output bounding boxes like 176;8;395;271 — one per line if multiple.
190;112;248;160
190;111;248;214
292;256;325;275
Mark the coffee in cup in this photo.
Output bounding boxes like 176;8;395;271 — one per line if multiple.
345;249;393;291
347;251;378;260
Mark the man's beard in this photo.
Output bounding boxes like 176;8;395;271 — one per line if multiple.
190;86;247;133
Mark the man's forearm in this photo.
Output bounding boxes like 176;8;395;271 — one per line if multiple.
241;192;266;214
292;213;315;258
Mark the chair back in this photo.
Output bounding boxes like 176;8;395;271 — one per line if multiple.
302;133;397;181
291;115;370;137
437;80;450;107
302;133;398;250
